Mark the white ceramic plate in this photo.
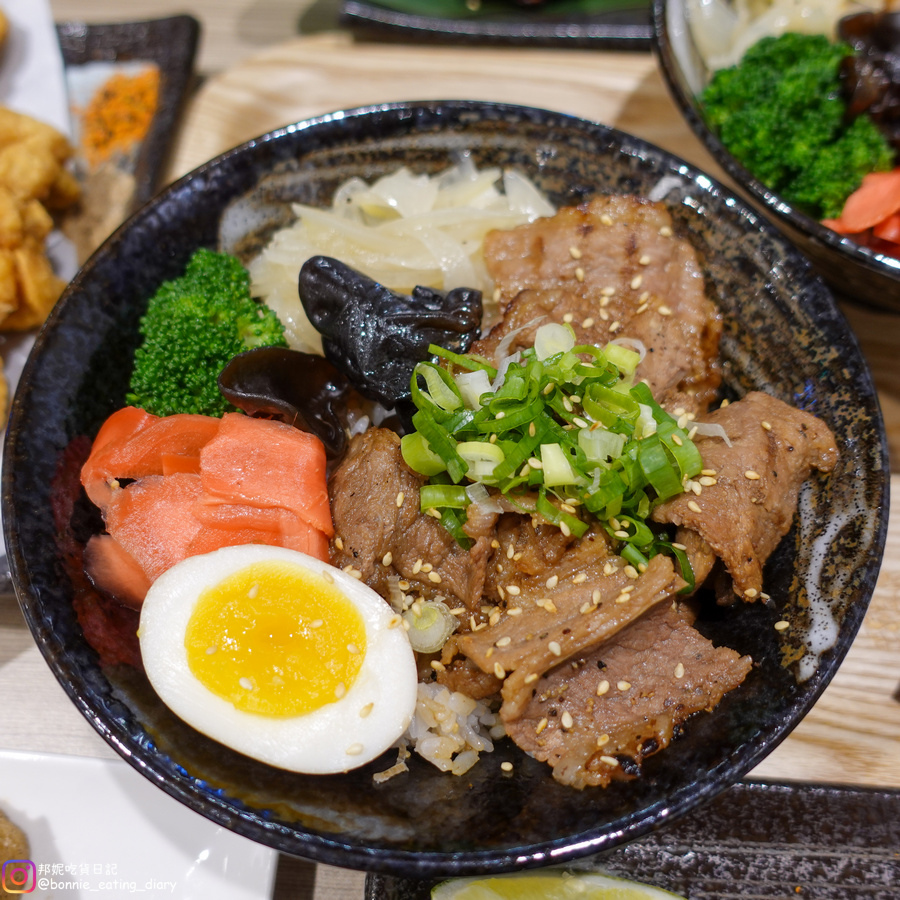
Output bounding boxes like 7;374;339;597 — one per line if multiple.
0;749;277;899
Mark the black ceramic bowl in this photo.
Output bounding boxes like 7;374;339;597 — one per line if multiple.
3;100;889;878
651;0;900;313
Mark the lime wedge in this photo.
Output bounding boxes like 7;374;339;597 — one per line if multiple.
431;871;686;900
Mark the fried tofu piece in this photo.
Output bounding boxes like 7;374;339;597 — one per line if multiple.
0;107;80;333
1;240;66;330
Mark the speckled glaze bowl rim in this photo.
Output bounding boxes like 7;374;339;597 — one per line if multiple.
650;0;900;292
3;100;890;878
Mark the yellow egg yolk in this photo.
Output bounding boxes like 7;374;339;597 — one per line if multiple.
184;561;366;717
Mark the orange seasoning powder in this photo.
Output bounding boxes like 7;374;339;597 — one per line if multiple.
80;65;160;169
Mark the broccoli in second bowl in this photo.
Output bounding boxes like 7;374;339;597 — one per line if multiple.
700;31;894;221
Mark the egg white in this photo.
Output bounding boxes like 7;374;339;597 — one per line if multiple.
138;543;418;774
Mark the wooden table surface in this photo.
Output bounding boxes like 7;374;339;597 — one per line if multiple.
2;4;897;898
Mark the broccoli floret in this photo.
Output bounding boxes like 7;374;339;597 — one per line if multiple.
126;248;288;417
701;32;894;220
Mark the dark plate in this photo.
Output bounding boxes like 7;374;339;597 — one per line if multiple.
366;780;900;898
56;15;200;213
2;100;888;878
340;0;652;50
651;0;900;313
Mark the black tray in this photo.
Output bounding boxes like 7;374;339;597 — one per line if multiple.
366;780;900;899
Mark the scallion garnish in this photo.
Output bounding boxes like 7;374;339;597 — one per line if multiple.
405;326;708;586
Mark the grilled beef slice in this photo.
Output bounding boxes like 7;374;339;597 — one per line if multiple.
456;553;686;722
506;601;752;788
328;427;492;612
652;391;838;602
477;195;723;416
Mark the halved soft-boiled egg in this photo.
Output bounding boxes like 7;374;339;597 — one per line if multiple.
138;543;418;774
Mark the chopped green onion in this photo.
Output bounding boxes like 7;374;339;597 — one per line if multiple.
458;440;505;481
402;599;459;653
534;322;575;360
455;369;493;410
420;484;470;511
400;431;447;477
403;330;705;581
540;442;579;487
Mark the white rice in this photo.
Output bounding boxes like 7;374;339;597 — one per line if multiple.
375;682;506;782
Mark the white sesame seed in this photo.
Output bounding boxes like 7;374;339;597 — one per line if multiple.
575;267;585;283
563;312;574;323
382;551;393;567
597;733;610;747
617;680;631;691
395;491;405;507
600;214;614;225
535;717;548;735
674;663;685;679
561;711;574;729
659;305;672;316
428;571;442;584
546;575;559;589
496;636;512;647
346;743;364;756
334;537;344;551
581;318;594;329
430;660;446;672
347;643;360;655
239;677;253;691
596;679;610;696
687;500;702;514
572;573;587;584
494;662;506;679
501;761;514;772
639;254;651;265
601;286;616;297
623;565;639;579
745;470;761;480
699;476;717;486
335;683;347;699
525;673;539;684
762;421;772;431
600;755;619;767
548;641;562;657
560;521;571;537
321;570;335;584
506;584;521;596
569;245;582;259
360;702;374;718
774;620;790;631
659;225;673;237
